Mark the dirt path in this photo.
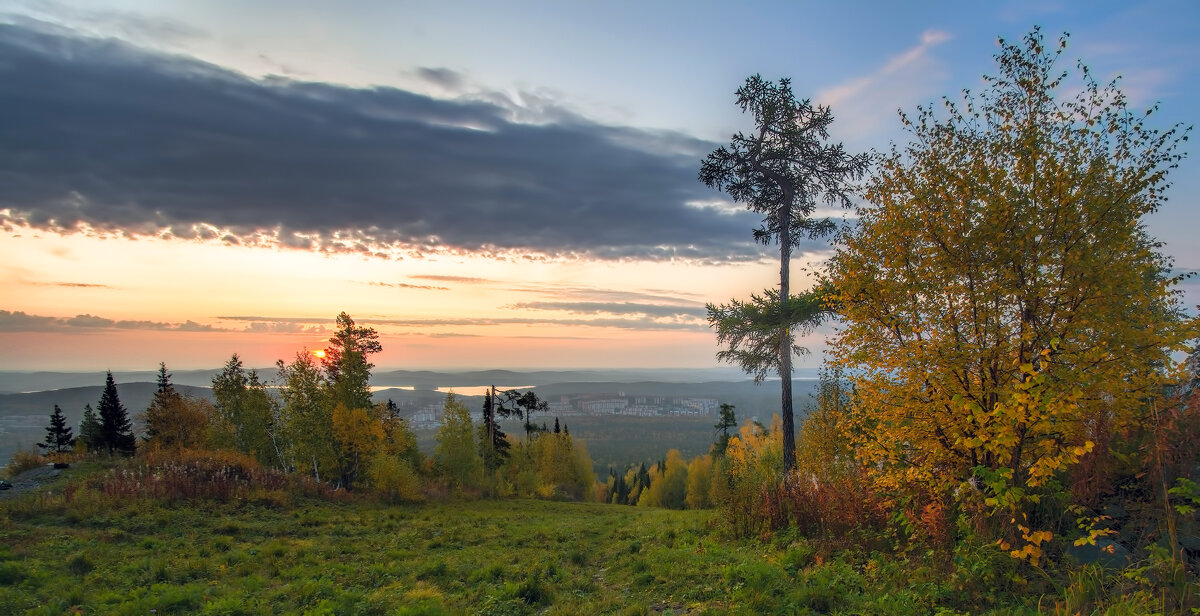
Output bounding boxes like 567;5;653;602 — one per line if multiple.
0;464;65;500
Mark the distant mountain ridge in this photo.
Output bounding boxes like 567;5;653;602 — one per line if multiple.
0;366;796;394
0;370;226;394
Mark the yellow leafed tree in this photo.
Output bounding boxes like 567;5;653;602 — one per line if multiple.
331;403;385;489
827;28;1194;561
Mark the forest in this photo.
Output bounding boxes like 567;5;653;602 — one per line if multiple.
2;28;1198;615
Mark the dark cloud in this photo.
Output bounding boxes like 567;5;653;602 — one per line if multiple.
508;301;707;319
370;316;707;332
66;314;114;328
218;315;330;324
0;20;782;262
244;321;325;334
176;320;218;332
416;67;466;92
506;283;702;305
0;310;57;331
0;309;225;332
217;316;334;335
216;313;705;332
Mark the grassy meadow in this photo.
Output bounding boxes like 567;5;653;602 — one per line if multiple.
0;460;1063;616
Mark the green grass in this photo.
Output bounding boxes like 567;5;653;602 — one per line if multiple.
0;489;1060;615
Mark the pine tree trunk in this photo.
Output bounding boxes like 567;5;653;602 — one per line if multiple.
779;206;796;471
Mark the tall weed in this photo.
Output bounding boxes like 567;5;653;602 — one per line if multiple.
5;448;48;476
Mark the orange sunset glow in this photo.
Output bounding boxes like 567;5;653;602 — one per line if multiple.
1;2;1195;374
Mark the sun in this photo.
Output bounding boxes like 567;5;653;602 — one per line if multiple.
312;349;326;359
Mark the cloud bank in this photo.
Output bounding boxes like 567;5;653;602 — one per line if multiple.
0;20;777;262
0;310;221;333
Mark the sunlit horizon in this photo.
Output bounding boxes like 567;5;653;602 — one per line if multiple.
2;2;1196;373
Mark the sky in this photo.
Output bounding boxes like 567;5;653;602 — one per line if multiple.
1;0;1198;372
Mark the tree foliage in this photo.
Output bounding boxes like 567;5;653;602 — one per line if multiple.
324;312;381;411
142;363;212;451
638;449;689;509
511;431;596;500
212;355;277;466
707;287;831;383
366;450;424;503
827;28;1194;561
684;454;714;510
331;403;385;489
379;399;421;468
712;403;737;457
77;403;101;453
478;387;510;471
795;365;854;483
276;351;335;481
434;393;483;490
97;370;136;455
38;405;75;454
142;363;182;444
494;389;550;440
701;75;868;470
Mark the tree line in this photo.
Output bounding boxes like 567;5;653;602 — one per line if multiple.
32;312;602;502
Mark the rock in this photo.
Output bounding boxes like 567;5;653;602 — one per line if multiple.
1065;538;1131;569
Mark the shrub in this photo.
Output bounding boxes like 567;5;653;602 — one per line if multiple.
0;561;26;584
714;417;784;537
367;453;424;503
6;448;48;477
86;448;298;502
66;551;93;576
499;433;596;502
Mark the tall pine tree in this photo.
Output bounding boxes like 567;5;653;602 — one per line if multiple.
323;313;381;411
700;76;868;471
98;371;136;455
38;404;75;454
478;387;510;471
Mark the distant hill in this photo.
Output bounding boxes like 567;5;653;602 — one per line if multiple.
0;366;801;394
0;383;213;462
0;370;226;394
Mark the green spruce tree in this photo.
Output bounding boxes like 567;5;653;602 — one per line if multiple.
713;403;737;457
143;362;181;443
78;403;102;452
98;370;136;455
38;404;75;454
